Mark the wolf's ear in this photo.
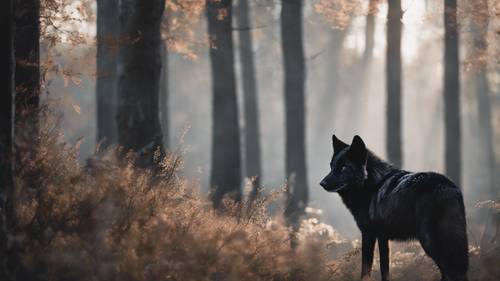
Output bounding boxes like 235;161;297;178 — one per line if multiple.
348;135;367;163
332;134;348;154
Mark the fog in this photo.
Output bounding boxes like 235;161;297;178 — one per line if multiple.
45;0;500;238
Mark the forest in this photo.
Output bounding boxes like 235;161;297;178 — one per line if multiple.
0;0;499;280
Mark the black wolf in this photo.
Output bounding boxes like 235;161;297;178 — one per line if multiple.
320;135;468;281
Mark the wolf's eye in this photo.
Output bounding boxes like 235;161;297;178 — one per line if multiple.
341;166;348;172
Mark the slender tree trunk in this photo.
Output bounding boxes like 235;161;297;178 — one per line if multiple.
281;0;308;229
206;0;242;209
117;0;165;167
444;0;461;186
236;0;261;198
347;0;378;131
363;0;377;66
386;0;403;168
470;0;495;198
96;0;119;148
317;29;345;135
0;1;16;279
14;0;39;156
160;41;169;150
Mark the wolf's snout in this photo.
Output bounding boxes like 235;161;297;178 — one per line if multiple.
320;180;328;188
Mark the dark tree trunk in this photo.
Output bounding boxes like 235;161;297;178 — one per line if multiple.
281;0;308;229
159;41;169;150
363;0;377;66
470;0;495;198
0;0;16;279
386;0;402;168
206;0;242;209
444;0;461;186
236;0;261;198
117;0;165;167
14;0;40;155
96;0;119;148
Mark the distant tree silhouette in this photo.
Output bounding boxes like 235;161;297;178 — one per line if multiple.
117;0;166;167
236;0;261;199
14;0;40;158
315;28;345;151
96;0;119;148
1;0;16;278
160;41;169;150
470;0;495;197
444;0;461;186
363;0;378;66
206;0;242;209
386;0;403;168
281;0;308;229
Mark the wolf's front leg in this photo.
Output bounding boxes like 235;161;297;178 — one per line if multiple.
361;232;376;280
378;237;390;281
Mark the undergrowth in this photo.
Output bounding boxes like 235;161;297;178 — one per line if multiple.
9;114;500;281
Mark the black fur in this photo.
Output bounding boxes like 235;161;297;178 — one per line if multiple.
320;135;469;281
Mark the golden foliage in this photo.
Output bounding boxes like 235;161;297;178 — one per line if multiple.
314;0;363;29
40;0;94;47
164;0;207;60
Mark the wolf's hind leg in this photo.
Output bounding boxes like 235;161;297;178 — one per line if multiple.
417;195;469;281
417;220;446;279
419;231;468;281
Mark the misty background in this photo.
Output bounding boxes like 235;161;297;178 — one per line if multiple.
44;0;499;238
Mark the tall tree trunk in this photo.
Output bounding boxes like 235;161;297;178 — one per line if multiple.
160;41;169;150
470;0;495;198
363;0;377;66
444;0;461;186
236;0;261;198
317;29;345;138
207;0;242;209
96;0;119;148
475;0;500;261
117;0;165;167
281;0;308;229
386;0;403;168
14;0;39;156
0;0;16;279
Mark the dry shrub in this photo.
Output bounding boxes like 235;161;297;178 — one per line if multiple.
12;112;500;281
13;114;336;281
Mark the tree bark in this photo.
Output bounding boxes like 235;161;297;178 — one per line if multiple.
281;0;308;229
14;0;40;157
159;41;169;150
470;0;495;198
96;0;119;148
444;0;461;186
117;0;165;167
207;0;242;209
236;0;261;198
386;0;403;168
363;0;377;66
0;0;16;279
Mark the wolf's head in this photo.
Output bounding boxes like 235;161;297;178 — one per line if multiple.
320;135;368;192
